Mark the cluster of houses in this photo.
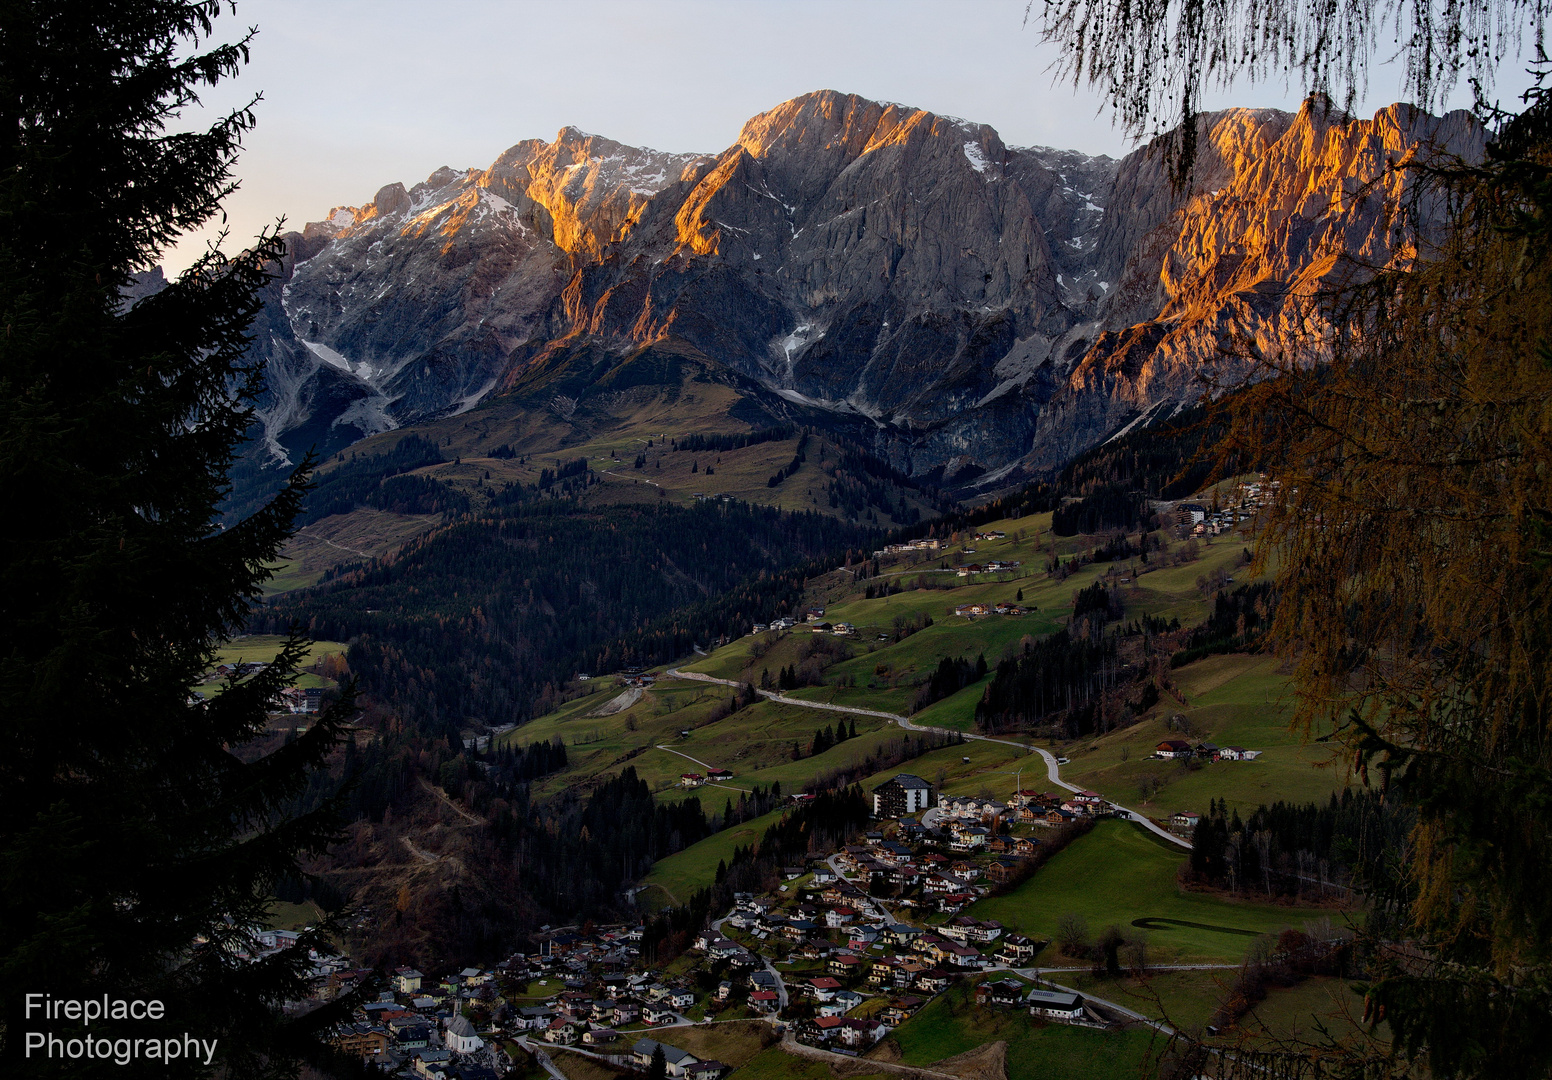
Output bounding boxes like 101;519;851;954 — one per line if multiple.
211;659;268;679
876;538;945;556
1167;478;1275;537
193;661;327;716
952;601;1025;618
712;881;1049;1053
749;616;798;634
619;668;658;689
316;773;1138;1073
954;559;1020;577
326;965;504;1080
1154;740;1262;762
324;921;758;1077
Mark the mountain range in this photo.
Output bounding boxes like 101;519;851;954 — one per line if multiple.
240;89;1481;496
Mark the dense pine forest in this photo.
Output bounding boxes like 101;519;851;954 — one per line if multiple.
259;497;873;731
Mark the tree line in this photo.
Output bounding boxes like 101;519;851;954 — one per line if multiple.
1187;789;1414;901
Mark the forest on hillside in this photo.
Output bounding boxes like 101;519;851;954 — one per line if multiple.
259;496;873;732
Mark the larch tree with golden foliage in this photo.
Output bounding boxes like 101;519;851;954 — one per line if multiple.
1034;0;1552;1074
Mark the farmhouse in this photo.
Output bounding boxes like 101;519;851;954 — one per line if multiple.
1171;811;1202;833
1156;740;1194;759
680;773;705;788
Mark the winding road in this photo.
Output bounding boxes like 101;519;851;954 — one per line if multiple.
664;668;1190;850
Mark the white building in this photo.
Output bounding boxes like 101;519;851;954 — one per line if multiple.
444;1013;483;1054
872;774;933;818
1027;988;1085;1021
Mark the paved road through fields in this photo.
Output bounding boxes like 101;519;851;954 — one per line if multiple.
665;667;1190;850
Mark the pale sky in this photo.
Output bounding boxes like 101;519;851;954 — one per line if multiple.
165;0;1476;274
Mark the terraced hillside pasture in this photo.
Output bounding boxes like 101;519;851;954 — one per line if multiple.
637;806;791;907
510;683;903;803
267;507;444;594
313;351;941;535
508;495;1352;962
679;518;1253;727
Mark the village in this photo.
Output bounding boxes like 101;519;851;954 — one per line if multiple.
301;766;1236;1079
261;479;1287;1079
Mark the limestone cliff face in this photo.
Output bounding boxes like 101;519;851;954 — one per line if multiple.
248;90;1480;485
1022;100;1483;470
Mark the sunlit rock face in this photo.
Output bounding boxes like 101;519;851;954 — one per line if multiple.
249;91;1480;482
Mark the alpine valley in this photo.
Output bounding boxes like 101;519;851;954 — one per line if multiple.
229;91;1475;1013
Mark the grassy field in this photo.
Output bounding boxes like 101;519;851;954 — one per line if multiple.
512;684;905;802
267;506;443;594
878;978;1163;1080
1051;968;1236;1036
550;1049;627;1080
968;820;1342;964
735;1045;894;1080
263;899;322;931
211;634;348;669
638;806;789;906
1047;654;1349;819
1241;975;1373;1046
190;635;351;701
637;1020;774;1066
324;348;939;531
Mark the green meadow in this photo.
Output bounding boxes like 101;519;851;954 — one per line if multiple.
967;820;1338;964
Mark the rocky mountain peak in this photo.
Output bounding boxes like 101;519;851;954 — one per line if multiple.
245;91;1481;494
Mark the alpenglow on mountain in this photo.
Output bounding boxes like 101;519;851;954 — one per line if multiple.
245;90;1481;488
